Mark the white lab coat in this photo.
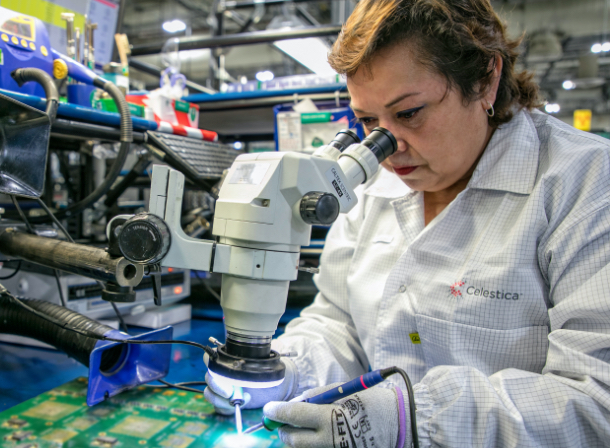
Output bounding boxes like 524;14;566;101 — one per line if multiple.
273;109;610;447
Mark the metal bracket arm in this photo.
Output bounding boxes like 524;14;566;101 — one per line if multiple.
149;165;215;271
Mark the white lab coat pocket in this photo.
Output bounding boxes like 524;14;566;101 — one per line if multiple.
416;314;549;376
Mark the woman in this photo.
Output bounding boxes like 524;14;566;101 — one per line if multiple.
206;1;610;446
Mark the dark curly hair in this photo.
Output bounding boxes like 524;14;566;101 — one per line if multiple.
328;0;542;127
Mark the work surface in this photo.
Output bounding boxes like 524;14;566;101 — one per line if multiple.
0;319;284;448
0;377;286;447
0;316;294;447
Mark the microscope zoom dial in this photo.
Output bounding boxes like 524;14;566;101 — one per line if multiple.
300;192;341;225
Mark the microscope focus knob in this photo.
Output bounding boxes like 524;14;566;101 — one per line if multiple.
118;213;171;264
300;192;340;225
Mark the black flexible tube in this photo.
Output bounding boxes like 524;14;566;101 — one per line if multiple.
97;80;133;143
103;155;151;207
11;68;59;122
0;295;124;371
29;78;133;223
2;290;217;359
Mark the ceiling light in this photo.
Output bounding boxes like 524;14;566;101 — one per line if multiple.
163;19;187;33
592;43;603;53
233;141;243;150
267;9;335;76
562;80;576;90
273;38;335;75
527;30;562;60
545;103;560;114
603;42;610;52
255;70;274;82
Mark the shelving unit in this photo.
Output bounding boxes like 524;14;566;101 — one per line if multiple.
186;85;350;139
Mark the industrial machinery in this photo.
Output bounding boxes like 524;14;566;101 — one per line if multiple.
125;126;397;389
0;65;178;406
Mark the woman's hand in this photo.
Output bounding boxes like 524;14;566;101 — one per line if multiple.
263;383;411;448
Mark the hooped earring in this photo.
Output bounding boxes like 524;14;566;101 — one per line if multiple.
486;101;495;118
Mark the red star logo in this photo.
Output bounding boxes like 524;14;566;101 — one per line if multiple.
450;281;465;297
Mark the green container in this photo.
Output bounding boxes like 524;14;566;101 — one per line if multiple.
93;98;145;118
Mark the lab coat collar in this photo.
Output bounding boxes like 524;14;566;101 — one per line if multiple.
468;109;540;195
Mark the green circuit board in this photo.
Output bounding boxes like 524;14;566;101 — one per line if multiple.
0;378;286;448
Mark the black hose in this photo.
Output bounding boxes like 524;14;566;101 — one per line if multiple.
11;68;59;122
2;289;217;358
0;295;124;371
29;77;133;223
103;155;151;207
96;79;133;144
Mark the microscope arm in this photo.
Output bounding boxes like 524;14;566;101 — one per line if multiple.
149;165;215;271
149;165;299;281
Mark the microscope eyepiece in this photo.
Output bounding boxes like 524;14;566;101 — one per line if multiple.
362;127;397;163
329;129;361;152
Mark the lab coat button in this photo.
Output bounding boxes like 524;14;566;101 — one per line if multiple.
399;285;406;293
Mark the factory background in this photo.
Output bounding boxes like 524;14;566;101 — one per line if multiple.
123;0;610;132
0;0;608;447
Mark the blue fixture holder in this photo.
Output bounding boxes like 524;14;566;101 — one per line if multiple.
87;326;173;406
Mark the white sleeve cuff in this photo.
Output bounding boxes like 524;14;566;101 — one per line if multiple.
413;382;435;448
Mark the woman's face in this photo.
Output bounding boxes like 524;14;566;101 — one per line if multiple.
347;43;496;193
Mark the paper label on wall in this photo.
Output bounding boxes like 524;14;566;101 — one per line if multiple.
277;112;302;152
325;166;353;209
229;162;270;185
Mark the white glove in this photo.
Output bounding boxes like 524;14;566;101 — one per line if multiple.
263;382;411;448
203;357;299;415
